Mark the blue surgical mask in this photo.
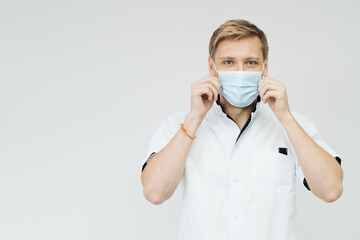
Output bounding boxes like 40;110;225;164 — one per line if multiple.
213;61;266;107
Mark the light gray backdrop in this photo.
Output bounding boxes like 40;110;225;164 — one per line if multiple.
0;0;359;239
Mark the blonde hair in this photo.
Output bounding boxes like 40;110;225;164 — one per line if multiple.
209;19;269;62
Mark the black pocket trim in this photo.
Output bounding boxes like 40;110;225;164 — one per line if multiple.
278;147;288;155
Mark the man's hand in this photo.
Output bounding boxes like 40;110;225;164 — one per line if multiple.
258;76;291;122
190;71;221;119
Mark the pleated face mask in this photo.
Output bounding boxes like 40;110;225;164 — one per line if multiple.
213;61;265;107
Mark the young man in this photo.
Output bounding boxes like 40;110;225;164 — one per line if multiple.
140;19;343;239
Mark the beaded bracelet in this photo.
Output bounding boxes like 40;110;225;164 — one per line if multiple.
180;123;196;140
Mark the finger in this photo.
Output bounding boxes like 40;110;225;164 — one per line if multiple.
197;87;213;101
192;79;202;88
194;87;212;101
258;78;281;94
198;82;218;101
263;90;280;103
210;68;217;78
262;76;283;87
199;76;221;94
268;79;285;91
205;77;221;93
206;82;219;101
259;82;279;98
210;76;221;91
258;82;280;94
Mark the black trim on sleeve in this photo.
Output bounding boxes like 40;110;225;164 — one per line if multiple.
303;178;311;191
335;156;342;165
303;156;342;191
141;152;157;172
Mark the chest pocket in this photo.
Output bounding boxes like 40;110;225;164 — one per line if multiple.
251;148;295;195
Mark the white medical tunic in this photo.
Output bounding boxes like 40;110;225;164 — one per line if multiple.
141;96;341;240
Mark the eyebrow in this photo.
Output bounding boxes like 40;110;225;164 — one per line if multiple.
219;56;261;61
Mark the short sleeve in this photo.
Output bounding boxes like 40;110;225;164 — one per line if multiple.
291;112;342;191
141;111;186;173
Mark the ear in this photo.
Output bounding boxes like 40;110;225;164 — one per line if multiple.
208;56;217;77
262;56;269;78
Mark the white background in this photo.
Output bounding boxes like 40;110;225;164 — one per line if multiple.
0;0;359;239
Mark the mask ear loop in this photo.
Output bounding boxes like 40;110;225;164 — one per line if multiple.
212;60;219;78
261;57;267;79
211;59;221;105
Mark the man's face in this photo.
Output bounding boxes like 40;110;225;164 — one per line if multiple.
209;36;268;75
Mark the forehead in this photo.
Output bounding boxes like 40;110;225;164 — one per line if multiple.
215;36;263;61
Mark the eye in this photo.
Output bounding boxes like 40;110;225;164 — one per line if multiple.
224;60;233;65
247;61;257;65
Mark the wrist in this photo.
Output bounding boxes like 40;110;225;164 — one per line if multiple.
278;111;295;126
182;112;203;137
188;111;205;122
